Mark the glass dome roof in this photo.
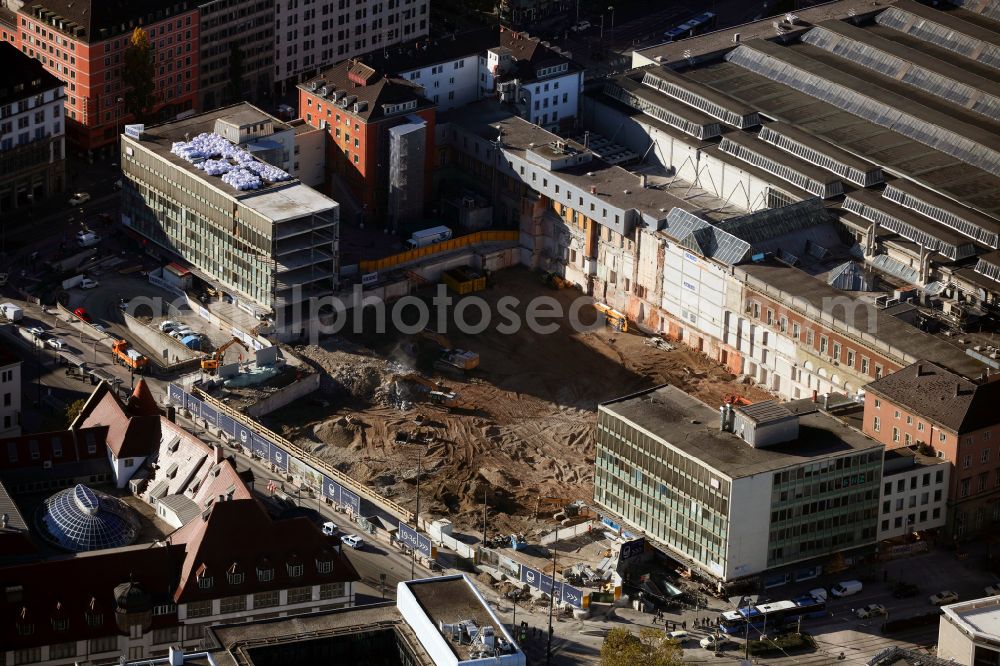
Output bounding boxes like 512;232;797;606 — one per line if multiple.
36;485;140;552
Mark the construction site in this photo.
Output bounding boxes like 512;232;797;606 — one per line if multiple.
268;268;771;538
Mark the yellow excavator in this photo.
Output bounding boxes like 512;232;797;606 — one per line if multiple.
417;328;480;370
594;303;628;333
201;337;249;373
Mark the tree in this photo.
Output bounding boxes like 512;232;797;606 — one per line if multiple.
64;399;87;426
600;627;683;666
123;27;155;121
224;43;245;105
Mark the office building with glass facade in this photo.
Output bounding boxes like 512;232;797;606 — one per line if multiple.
594;385;883;586
120;104;339;317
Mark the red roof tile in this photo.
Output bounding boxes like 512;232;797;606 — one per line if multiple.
80;388;158;459
169;498;358;603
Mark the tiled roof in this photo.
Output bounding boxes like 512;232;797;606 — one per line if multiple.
17;0;194;43
300;60;434;123
78;385;159;459
127;379;160;417
865;361;1000;433
168;498;359;603
361;27;499;75
0;43;62;108
0;544;186;650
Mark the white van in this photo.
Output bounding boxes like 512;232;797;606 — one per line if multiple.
341;534;364;549
322;522;340;536
831;580;863;598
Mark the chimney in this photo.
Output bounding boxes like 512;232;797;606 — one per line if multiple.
1;513;7;529
719;405;727;431
590;185;597;194
214;444;225;464
916;363;923;377
822;393;830;410
638;173;647;188
733;33;740;43
812;389;818;403
218;494;225;504
956;382;962;397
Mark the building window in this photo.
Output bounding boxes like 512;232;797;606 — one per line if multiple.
89;636;118;653
965;455;972;469
846;350;855;367
220;595;246;614
257;566;274;582
152;627;179;644
983;450;991;464
319;582;345;599
253;590;279;609
287;586;313;604
892;427;899;442
961;478;970;498
287;562;305;578
185;600;213;619
873;417;880;432
861;358;869;375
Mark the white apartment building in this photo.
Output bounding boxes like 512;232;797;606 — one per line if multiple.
486;34;583;132
878;446;949;541
0;42;65;212
939;596;1000;666
0;349;21;437
274;0;429;94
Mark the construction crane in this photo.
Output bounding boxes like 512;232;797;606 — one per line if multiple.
201;337;249;373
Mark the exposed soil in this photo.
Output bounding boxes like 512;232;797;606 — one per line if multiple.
273;268;771;538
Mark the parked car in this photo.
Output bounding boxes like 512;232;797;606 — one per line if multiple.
570;20;591;32
159;320;178;332
74;307;91;323
892;581;920;598
831;580;863;598
46;337;66;349
700;635;730;650
666;630;690;644
69;192;91;206
809;587;828;602
321;522;340;536
930;591;959;606
26;326;45;337
93;324;108;335
341;534;364;549
855;604;887;619
80;278;99;289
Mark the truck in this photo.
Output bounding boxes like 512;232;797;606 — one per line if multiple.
77;232;101;248
61;274;86;290
405;225;452;250
0;303;23;322
112;340;149;371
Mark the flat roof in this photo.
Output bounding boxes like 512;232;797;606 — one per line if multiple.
404;576;506;662
633;0;894;66
600;385;881;479
208;603;434;666
736;261;986;378
127;104;337;222
943;596;1000;640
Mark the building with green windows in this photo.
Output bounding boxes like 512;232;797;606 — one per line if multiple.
594;385;883;587
120;104;338;318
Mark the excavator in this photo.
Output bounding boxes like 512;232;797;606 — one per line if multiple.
417;328;480;370
392;373;476;413
201;337;249;373
594;303;628;333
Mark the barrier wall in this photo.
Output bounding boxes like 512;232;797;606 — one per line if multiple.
245;372;321;418
359;230;518;273
169;385;413;523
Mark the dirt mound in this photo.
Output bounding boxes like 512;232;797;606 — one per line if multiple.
312;417;358;448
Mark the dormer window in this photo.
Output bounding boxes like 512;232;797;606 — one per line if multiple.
16;607;33;635
287;562;304;578
257;565;274;583
226;562;244;585
52;617;68;631
196;563;213;590
316;558;332;574
85;597;102;627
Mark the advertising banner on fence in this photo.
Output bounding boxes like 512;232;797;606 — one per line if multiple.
269;441;288;472
250;432;269;460
200;402;218;428
323;476;342;505
397;522;435;559
519;566;585;609
341;488;360;514
620;537;645;560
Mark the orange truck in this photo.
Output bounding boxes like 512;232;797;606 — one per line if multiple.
112;340;149;371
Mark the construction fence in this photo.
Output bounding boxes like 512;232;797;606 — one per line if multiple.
168;384;413;523
359;230;519;273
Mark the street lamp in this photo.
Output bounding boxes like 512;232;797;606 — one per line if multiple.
608;6;615;39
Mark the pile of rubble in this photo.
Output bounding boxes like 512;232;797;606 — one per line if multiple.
294;343;409;403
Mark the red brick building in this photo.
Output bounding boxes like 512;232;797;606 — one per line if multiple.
863;360;1000;539
14;0;200;156
298;59;435;227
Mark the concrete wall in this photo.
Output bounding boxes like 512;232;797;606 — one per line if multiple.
938;613;975;666
727;472;774;579
291;123;326;188
245;372;321;418
122;311;198;365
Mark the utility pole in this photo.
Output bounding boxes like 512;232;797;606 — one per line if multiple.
545;546;557;665
411;442;423;581
482;486;489;546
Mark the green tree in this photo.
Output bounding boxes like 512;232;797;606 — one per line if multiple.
224;43;245;104
65;399;87;425
600;627;684;666
123;27;155;121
